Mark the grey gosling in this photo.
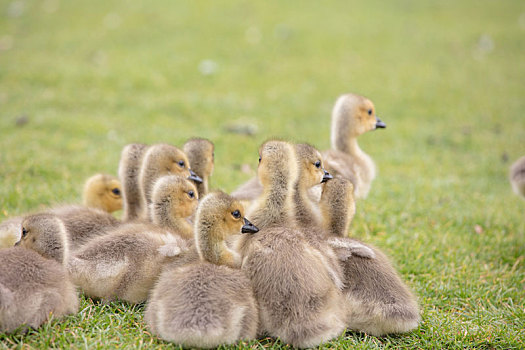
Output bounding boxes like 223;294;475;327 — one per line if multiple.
145;191;259;348
67;176;198;303
320;177;421;336
237;140;346;348
0;174;122;249
183;138;215;197
322;93;386;199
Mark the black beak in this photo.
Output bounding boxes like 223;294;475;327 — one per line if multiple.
321;169;333;183
188;169;203;184
241;218;259;234
375;116;386;129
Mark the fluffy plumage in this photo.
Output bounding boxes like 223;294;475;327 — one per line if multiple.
118;143;149;221
145;192;259;347
183;138;215;197
0;247;78;333
322;93;386;199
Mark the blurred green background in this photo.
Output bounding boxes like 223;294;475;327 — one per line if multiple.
0;0;524;348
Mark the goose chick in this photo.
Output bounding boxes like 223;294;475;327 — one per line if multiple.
82;173;123;213
145;191;259;348
0;174;122;249
237;140;346;348
139;143;202;220
322;93;386;199
67;176;198;304
119;143;149;221
0;247;78;333
183;138;215;197
320;177;420;335
510;156;525;199
149;175;198;240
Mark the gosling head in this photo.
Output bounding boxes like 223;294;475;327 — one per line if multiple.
195;191;258;244
82;173;123;213
143;144;203;184
257;140;299;190
331;93;386;146
150;175;199;223
183;138;215;180
15;213;68;264
295;143;333;189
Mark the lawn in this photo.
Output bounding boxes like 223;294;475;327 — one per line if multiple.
0;0;524;348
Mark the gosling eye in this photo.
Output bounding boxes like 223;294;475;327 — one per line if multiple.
178;160;185;168
111;188;121;196
232;210;241;219
188;190;195;199
314;160;321;169
368;109;373;116
258;155;262;163
22;228;28;238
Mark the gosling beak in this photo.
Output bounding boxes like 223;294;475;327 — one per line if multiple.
188;169;203;184
375;116;386;129
321;169;333;183
241;218;259;234
14;240;20;246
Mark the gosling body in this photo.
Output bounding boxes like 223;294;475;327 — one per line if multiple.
0;247;78;333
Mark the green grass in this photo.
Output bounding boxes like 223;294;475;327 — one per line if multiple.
1;0;524;348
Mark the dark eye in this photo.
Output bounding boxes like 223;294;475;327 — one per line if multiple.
188;190;195;199
232;210;241;219
368;109;372;115
314;160;321;168
178;160;185;168
22;228;28;237
111;188;121;196
258;155;261;163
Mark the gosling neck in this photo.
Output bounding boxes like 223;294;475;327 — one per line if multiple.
196;178;208;197
151;204;193;239
334;133;364;158
251;174;295;229
196;227;237;267
293;178;321;229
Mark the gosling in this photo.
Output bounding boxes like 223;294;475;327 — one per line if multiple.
82;173;123;213
322;93;386;199
237;140;346;348
145;191;259;348
320;176;421;336
67;176;199;303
